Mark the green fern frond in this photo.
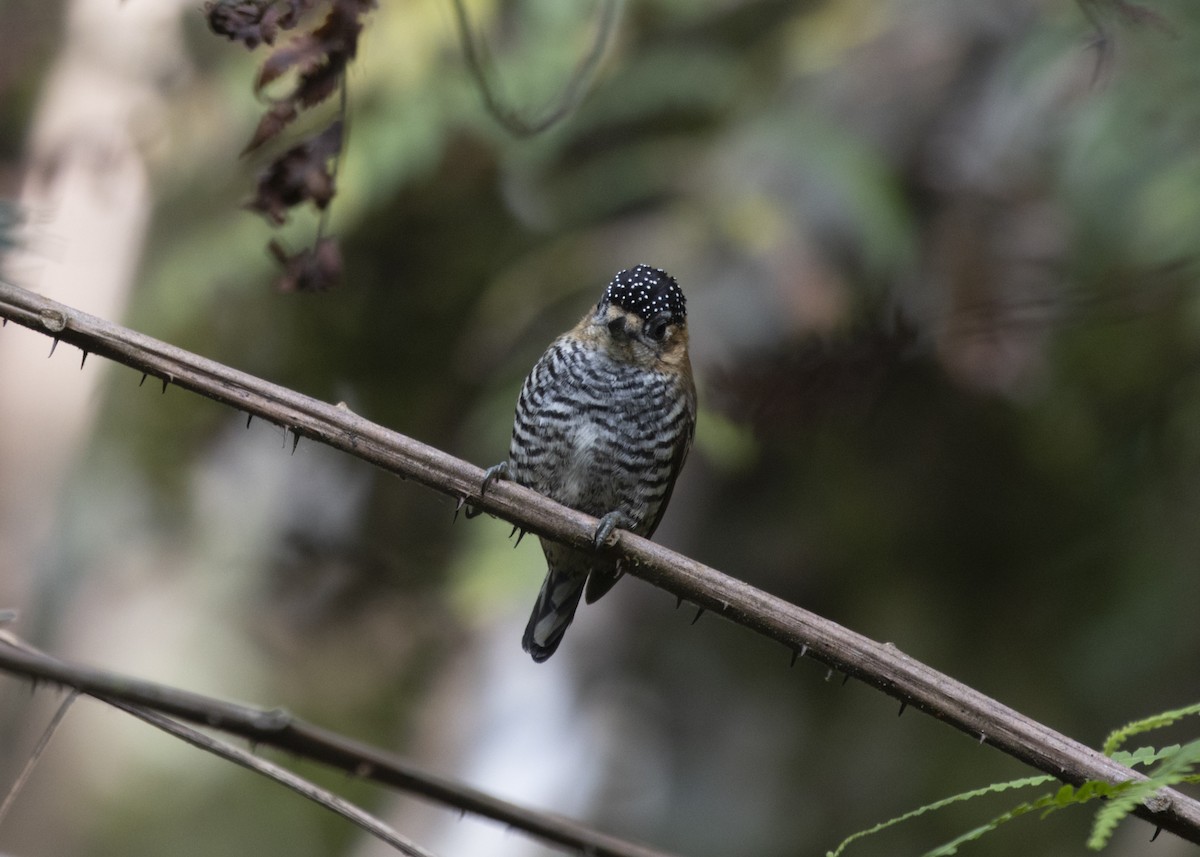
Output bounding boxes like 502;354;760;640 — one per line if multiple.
921;797;1049;857
1088;739;1200;849
1103;702;1200;755
830;705;1200;857
1110;744;1179;768
825;774;1053;857
924;780;1124;857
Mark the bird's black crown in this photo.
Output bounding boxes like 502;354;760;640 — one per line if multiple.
601;265;686;324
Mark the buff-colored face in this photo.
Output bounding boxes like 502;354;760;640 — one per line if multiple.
575;301;690;372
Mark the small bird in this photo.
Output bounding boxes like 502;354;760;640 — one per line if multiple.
483;264;697;662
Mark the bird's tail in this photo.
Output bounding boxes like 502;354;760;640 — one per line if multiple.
522;564;587;663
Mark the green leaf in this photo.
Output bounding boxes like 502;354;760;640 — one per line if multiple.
1089;739;1200;850
830;703;1200;857
1110;744;1180;768
825;774;1053;857
1102;701;1200;756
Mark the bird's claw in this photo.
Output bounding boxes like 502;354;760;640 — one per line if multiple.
592;511;627;549
464;462;510;519
480;461;509;493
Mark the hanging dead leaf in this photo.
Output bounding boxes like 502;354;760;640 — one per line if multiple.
241;101;299;155
269;237;342;292
205;0;320;49
245;121;343;225
256;32;324;91
207;0;375;290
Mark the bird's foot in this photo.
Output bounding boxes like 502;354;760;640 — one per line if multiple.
592;511;628;549
464;461;509;519
481;461;509;492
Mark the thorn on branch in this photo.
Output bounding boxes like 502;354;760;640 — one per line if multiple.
842;672;851;687
162;377;170;394
247;413;254;428
790;648;799;668
825;668;834;682
291;431;301;455
898;700;908;717
139;372;148;387
48;337;58;358
80;350;88;369
675;595;683;609
503;524;528;547
690;607;705;625
1152;826;1162;842
452;496;466;523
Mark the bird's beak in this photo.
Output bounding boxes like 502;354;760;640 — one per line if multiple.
596;305;631;339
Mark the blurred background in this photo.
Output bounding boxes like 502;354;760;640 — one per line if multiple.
1;0;1199;855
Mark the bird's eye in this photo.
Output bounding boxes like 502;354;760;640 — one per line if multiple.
645;315;671;341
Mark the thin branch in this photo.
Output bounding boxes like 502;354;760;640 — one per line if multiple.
0;633;677;857
1;277;1199;845
451;0;620;137
0;689;79;826
108;698;438;857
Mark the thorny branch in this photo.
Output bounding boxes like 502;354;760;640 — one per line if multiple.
0;633;669;857
123;702;439;857
0;688;78;827
1;277;1200;846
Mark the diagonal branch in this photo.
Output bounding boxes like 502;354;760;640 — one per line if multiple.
1;277;1198;844
0;633;677;857
111;700;439;857
0;688;79;826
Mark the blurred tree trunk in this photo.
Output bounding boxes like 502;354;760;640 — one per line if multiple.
0;1;186;851
0;0;185;618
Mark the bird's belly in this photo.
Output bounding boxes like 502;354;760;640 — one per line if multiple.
557;419;606;508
